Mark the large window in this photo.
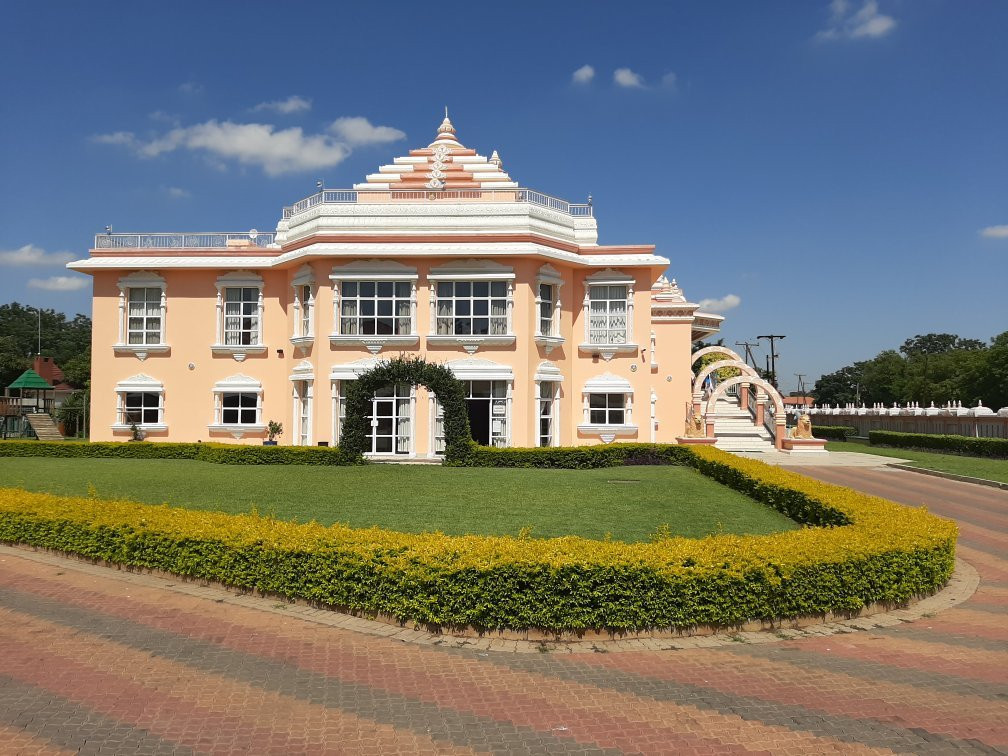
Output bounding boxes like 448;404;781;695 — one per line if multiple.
221;392;259;424
340;281;412;335
223;287;260;346
435;281;508;336
588;393;626;425
433;380;509;453
127;288;162;345
334;381;411;455
588;285;628;345
121;391;162;426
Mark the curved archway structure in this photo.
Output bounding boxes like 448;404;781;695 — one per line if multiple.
705;375;786;447
691;359;758;397
691;345;743;367
339;356;471;463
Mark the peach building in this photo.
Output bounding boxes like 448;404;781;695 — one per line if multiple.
69;114;727;456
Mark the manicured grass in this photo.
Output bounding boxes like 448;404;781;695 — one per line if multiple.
0;457;797;542
826;439;1008;484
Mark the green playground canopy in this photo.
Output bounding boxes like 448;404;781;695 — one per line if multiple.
7;369;53;391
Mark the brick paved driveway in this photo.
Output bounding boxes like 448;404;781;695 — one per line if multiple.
0;467;1006;754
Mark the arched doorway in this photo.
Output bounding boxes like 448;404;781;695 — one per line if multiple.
339;356;471;463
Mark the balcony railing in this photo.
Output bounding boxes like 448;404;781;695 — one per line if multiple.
281;187;593;219
94;231;276;250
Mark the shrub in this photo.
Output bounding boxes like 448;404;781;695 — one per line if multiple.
0;440;357;466
812;425;858;441
0;445;956;632
453;443;696;469
869;430;1008;459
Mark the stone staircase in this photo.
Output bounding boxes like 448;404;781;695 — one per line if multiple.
711;397;776;453
25;413;64;441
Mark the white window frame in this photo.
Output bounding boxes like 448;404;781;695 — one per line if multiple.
429;358;514;456
427;260;515;354
579;269;638;361
329;260;418;354
290;265;315;351
112;374;167;433
213;272;266;361
534;360;564;447
115;271;169;361
578;372;637;443
534;264;565;354
209;374;265;438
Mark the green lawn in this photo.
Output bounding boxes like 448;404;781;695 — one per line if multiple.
0;458;797;542
826;439;1008;484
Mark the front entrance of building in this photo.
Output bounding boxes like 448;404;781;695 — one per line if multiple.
463;380;508;447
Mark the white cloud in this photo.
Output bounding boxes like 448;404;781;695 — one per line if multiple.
178;81;203;95
980;225;1008;239
572;64;595;84
0;244;75;266
697;294;741;313
27;276;89;292
661;72;678;89
328;117;406;146
253;95;312;114
817;0;896;40
165;186;191;199
614;67;646;88
94;116;406;176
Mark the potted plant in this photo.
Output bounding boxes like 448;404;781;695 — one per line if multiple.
264;420;283;446
128;421;145;442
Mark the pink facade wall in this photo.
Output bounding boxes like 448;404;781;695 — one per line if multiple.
90;257;693;451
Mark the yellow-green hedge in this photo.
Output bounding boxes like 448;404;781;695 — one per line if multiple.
0;446;956;631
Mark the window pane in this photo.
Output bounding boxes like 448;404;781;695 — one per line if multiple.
395;282;410;298
437;282;452;297
472;281;488;297
589;394;606;409
359;281;375;297
342;281;357;297
376;281;393;297
455;281;471;297
589;409;606;424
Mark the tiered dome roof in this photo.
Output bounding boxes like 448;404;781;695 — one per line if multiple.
353;110;517;191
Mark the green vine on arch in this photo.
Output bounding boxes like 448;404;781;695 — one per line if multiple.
338;356;472;464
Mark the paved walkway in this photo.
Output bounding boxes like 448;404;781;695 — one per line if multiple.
0;469;1006;754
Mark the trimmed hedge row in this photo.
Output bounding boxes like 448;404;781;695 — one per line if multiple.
812;425;858;441
869;430;1008;459
0;440;357;466
453;443;696;469
0;445;956;632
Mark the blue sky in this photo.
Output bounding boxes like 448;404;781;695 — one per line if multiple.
1;1;1005;391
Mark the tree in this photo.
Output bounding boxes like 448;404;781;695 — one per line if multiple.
61;350;91;389
0;335;30;388
812;364;863;406
0;303;91;369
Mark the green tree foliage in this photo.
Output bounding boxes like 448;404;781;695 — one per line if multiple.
814;332;1007;408
0;303;91;385
60;350;91;389
0;335;31;388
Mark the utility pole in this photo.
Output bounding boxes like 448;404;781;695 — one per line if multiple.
735;340;760;371
795;373;807;401
757;334;786;389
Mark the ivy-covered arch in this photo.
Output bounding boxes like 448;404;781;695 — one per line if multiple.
338;356;472;463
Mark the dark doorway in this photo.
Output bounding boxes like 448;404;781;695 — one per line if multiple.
466;399;490;445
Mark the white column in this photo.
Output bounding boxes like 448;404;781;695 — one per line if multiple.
306;383;313;446
215;288;223;344
533;380;541;446
582;286;590;343
554;291;561;337
505;381;513;446
332;280;341;335
256;288;264;345
292;290;302;339
626;284;635;343
506;280;514;334
256;392;263;426
158;288;167;344
214;393;221;425
410;280;418;336
409;386;417;456
291;385;299;445
117;287;126;344
429;284;436;335
582;393;589;424
533;286;543;337
331;381;338;446
554;383;561;447
115;392;123;425
626;393;634;425
650;330;657;370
